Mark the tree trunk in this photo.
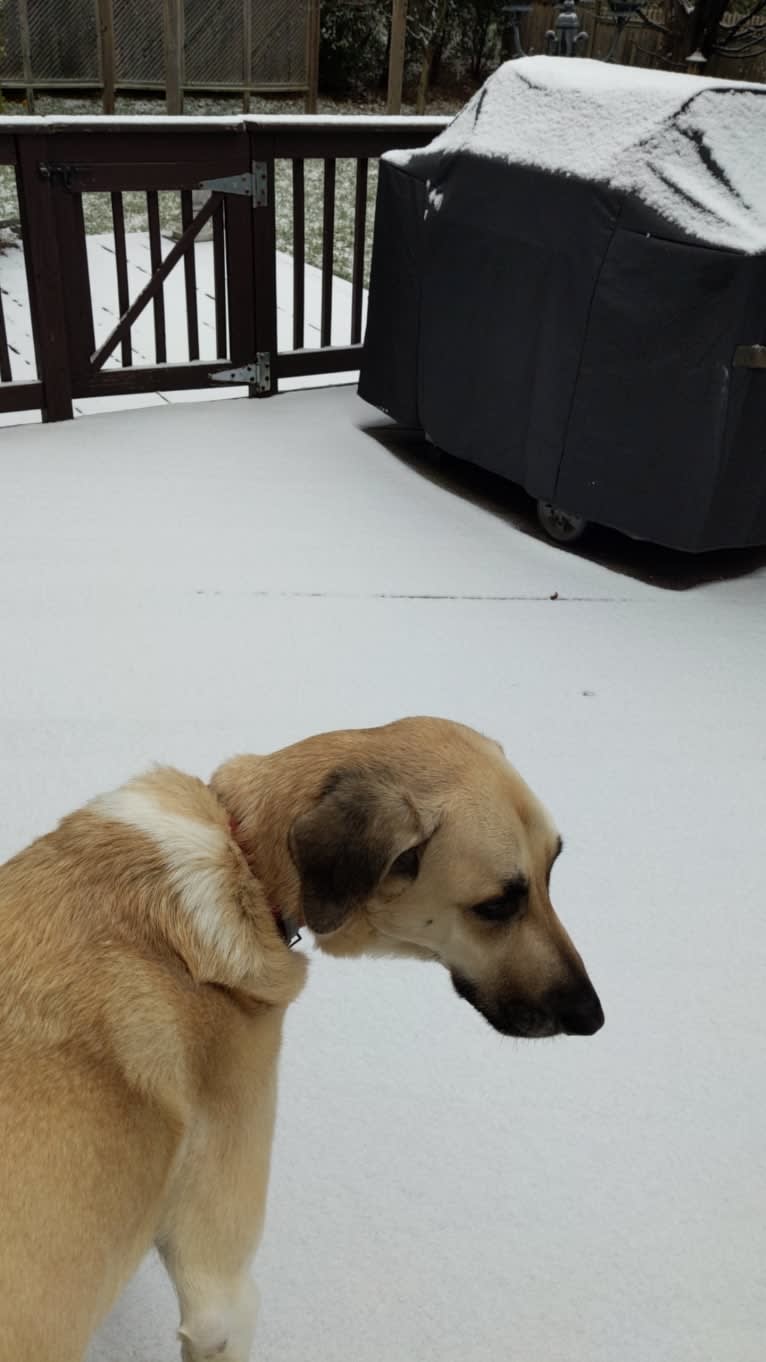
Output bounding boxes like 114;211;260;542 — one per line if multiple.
416;0;449;114
431;29;446;85
471;15;492;79
660;0;731;66
691;0;730;57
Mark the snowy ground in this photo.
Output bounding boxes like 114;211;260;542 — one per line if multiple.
0;384;764;1362
0;229;365;421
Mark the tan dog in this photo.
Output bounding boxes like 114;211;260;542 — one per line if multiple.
0;717;603;1362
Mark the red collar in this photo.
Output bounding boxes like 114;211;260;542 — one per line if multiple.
229;817;301;948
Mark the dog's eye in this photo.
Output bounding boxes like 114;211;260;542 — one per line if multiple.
390;846;421;879
472;898;519;923
471;877;528;923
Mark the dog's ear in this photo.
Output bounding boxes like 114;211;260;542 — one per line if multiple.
288;767;420;935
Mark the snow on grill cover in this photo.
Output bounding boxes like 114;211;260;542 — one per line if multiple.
359;57;766;552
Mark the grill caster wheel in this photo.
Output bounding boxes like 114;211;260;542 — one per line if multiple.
537;500;589;545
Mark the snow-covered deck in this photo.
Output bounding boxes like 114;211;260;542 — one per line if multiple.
1;385;764;1362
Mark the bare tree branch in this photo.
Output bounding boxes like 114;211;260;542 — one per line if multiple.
720;0;766;39
712;37;766;51
714;33;766;51
635;7;671;35
633;40;686;65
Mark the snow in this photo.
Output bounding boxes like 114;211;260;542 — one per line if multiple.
0;385;764;1362
0;113;450;133
387;57;766;253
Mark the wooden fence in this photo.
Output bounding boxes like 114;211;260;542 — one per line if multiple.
0;114;447;421
0;0;319;113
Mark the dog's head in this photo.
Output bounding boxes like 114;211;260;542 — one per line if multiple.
215;718;604;1040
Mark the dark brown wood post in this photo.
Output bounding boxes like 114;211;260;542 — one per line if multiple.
15;138;74;421
242;0;252;113
98;0;116;115
164;0;184;115
52;188;95;384
250;132;278;396
320;157;335;347
17;0;35;112
387;0;408;115
305;0;321;114
224;137;257;367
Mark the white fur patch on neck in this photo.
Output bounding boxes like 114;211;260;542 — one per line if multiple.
89;786;244;973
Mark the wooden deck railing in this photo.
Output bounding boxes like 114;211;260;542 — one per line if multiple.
0;114;448;422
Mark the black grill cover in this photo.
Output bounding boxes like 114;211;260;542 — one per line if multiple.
359;57;766;550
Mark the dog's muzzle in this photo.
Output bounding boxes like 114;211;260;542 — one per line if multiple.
452;973;604;1039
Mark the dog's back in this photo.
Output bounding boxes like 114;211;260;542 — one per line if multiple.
0;802;190;1357
0;770;304;1361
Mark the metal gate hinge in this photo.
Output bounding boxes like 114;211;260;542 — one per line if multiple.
733;345;766;370
211;353;272;393
200;161;268;208
252;162;268;207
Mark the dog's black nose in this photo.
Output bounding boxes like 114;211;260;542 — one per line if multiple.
549;981;605;1036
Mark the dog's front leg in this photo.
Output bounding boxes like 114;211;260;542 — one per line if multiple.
158;1018;283;1362
159;1125;269;1362
174;1273;260;1362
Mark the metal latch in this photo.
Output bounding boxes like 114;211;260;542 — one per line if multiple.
733;345;766;370
200;161;268;208
38;161;77;190
211;353;271;393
